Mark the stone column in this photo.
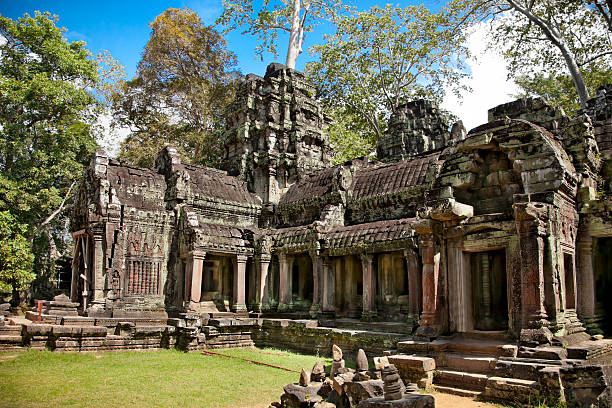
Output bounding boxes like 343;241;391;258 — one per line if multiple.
577;236;599;333
232;254;248;313
255;255;271;312
91;227;105;303
403;248;421;323
415;231;440;338
189;251;206;307
309;250;321;316
321;256;335;313
278;253;294;311
515;207;552;343
360;253;377;320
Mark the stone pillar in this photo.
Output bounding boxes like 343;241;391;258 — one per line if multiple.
403;248;421;323
577;236;600;333
189;251;206;307
309;250;321;317
414;220;442;339
321;256;335;314
91;227;105;303
360;253;377;320
255;255;271;312
515;205;552;344
278;253;294;311
232;254;248;313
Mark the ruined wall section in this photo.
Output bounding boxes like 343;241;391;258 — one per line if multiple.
222;63;332;207
585;85;612;193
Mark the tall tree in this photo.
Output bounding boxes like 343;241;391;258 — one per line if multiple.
306;4;469;158
0;11;104;297
114;8;239;168
450;0;612;109
217;0;345;69
0;212;35;302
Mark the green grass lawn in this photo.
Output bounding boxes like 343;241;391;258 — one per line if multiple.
0;348;333;408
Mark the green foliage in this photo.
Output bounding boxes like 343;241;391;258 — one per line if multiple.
515;67;612;116
450;0;612;108
113;8;239;168
0;11;103;289
0;211;35;294
306;4;469;160
327;108;379;164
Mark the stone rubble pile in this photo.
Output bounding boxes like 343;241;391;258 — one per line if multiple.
271;345;434;408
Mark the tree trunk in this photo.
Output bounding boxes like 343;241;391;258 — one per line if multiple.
558;46;590;109
505;0;591;109
285;0;302;69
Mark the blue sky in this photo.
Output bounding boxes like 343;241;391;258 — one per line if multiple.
0;0;444;78
0;0;518;131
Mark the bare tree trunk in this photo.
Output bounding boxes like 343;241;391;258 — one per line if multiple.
506;0;590;108
286;0;302;69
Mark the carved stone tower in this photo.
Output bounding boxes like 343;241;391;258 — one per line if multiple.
222;63;332;206
377;99;459;162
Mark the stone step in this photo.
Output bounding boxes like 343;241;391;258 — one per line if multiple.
434;369;488;391
433;385;482;398
0;335;23;344
0;326;22;334
483;376;540;404
447;340;514;357
441;354;497;374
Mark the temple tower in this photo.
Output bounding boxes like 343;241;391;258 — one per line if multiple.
222;63;332;206
376;100;461;162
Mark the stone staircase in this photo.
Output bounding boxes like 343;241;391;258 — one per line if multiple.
0;324;23;350
394;333;562;404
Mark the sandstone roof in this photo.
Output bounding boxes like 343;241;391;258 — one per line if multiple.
351;152;440;201
279;166;340;205
106;164;167;211
181;163;260;206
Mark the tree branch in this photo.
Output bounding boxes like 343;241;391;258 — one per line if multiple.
29;180;77;242
578;50;612;66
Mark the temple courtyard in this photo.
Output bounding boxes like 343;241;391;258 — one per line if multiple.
0;348;502;408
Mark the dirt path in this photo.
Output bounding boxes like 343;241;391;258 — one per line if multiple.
246;392;498;408
430;391;498;408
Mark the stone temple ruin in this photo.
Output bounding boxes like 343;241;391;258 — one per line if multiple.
3;63;612;405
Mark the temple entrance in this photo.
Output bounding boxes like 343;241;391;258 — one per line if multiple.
471;249;508;331
334;255;363;318
562;253;576;310
291;254;313;310
200;261;218;300
594;237;612;335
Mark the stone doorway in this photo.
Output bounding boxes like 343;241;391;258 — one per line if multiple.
594;237;612;335
334;255;363;318
291;254;313;311
471;249;508;331
562;253;576;310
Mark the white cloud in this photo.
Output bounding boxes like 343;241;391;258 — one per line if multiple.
441;21;520;132
94;110;131;158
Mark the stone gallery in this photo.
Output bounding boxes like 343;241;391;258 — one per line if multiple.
70;63;611;343
7;63;607;404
